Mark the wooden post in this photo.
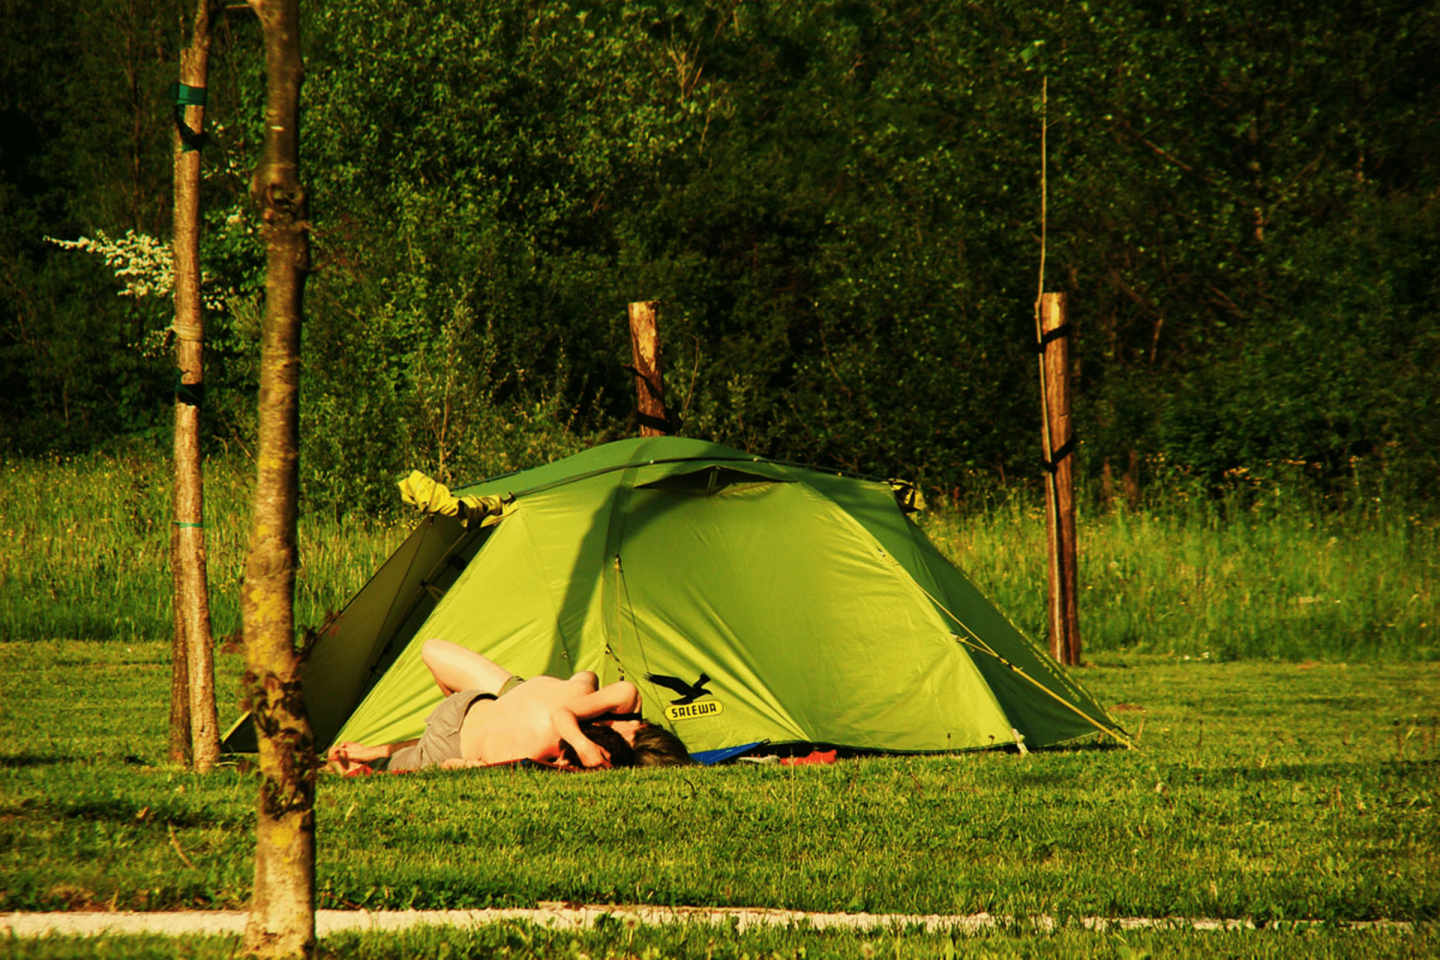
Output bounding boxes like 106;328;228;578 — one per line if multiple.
1039;292;1081;666
627;300;669;437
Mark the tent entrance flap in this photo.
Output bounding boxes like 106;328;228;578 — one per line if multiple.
220;513;476;753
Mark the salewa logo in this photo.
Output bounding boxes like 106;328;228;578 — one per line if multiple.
645;672;713;705
647;672;723;721
666;700;724;721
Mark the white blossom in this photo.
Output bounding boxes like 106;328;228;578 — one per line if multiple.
46;229;174;300
46;229;232;312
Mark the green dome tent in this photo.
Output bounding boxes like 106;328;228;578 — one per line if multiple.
224;437;1125;759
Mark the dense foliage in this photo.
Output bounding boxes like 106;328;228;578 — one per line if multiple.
2;0;1437;513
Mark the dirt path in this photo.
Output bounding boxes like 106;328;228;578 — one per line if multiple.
0;904;1416;939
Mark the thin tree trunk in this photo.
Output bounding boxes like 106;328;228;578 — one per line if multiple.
168;613;191;765
242;0;314;953
627;300;669;436
171;0;220;774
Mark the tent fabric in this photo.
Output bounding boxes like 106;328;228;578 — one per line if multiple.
223;437;1125;758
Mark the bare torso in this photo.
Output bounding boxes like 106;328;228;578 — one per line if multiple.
457;674;595;765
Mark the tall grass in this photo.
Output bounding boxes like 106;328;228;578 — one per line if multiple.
0;450;403;644
1;449;1435;660
918;488;1437;661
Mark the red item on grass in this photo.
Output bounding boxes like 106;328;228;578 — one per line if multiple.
781;749;837;766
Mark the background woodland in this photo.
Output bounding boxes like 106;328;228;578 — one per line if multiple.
3;0;1437;514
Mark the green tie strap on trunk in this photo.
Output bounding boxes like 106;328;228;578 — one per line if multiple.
1040;435;1077;474
169;83;209;153
174;369;204;408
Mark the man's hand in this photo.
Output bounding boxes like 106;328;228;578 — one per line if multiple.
439;758;485;770
326;740;381;774
572;739;611;769
328;740;379;763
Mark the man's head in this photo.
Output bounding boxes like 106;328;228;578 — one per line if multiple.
594;716;694;767
559;723;634;768
628;724;695;767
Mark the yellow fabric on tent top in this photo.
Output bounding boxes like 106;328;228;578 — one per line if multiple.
397;470;511;527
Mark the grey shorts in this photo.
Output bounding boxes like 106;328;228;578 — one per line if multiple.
382;675;524;772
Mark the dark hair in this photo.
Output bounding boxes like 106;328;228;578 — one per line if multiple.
561;724;634;768
629;725;695;767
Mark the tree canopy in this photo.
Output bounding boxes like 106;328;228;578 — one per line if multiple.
3;0;1436;510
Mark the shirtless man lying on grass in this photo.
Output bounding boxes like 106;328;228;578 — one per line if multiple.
326;639;692;772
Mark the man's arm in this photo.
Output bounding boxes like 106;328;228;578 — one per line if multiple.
550;681;642;768
328;739;418;763
566;680;642;722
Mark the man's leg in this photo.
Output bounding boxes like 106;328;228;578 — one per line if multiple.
326;738;416;774
422;639;514;696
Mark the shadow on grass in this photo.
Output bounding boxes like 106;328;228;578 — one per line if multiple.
0;752;153;769
0;752;75;768
25;798;243;831
1029;739;1131;754
1211;759;1437;783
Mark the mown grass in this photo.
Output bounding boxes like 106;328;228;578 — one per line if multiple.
2;449;1435;660
4;920;1437;960
1;642;1434;926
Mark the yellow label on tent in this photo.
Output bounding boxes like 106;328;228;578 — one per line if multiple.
666;700;724;722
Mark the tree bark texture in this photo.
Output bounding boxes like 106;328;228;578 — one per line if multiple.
242;0;315;954
171;0;220;774
627;300;669;436
168;613;191;766
1039;293;1081;667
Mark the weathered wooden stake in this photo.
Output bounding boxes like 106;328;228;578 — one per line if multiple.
627;300;669;437
1040;292;1081;666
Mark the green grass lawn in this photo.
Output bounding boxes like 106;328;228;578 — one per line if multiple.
2;644;1434;934
3;921;1437;960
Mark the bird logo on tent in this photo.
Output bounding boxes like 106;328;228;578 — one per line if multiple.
646;672;713;705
